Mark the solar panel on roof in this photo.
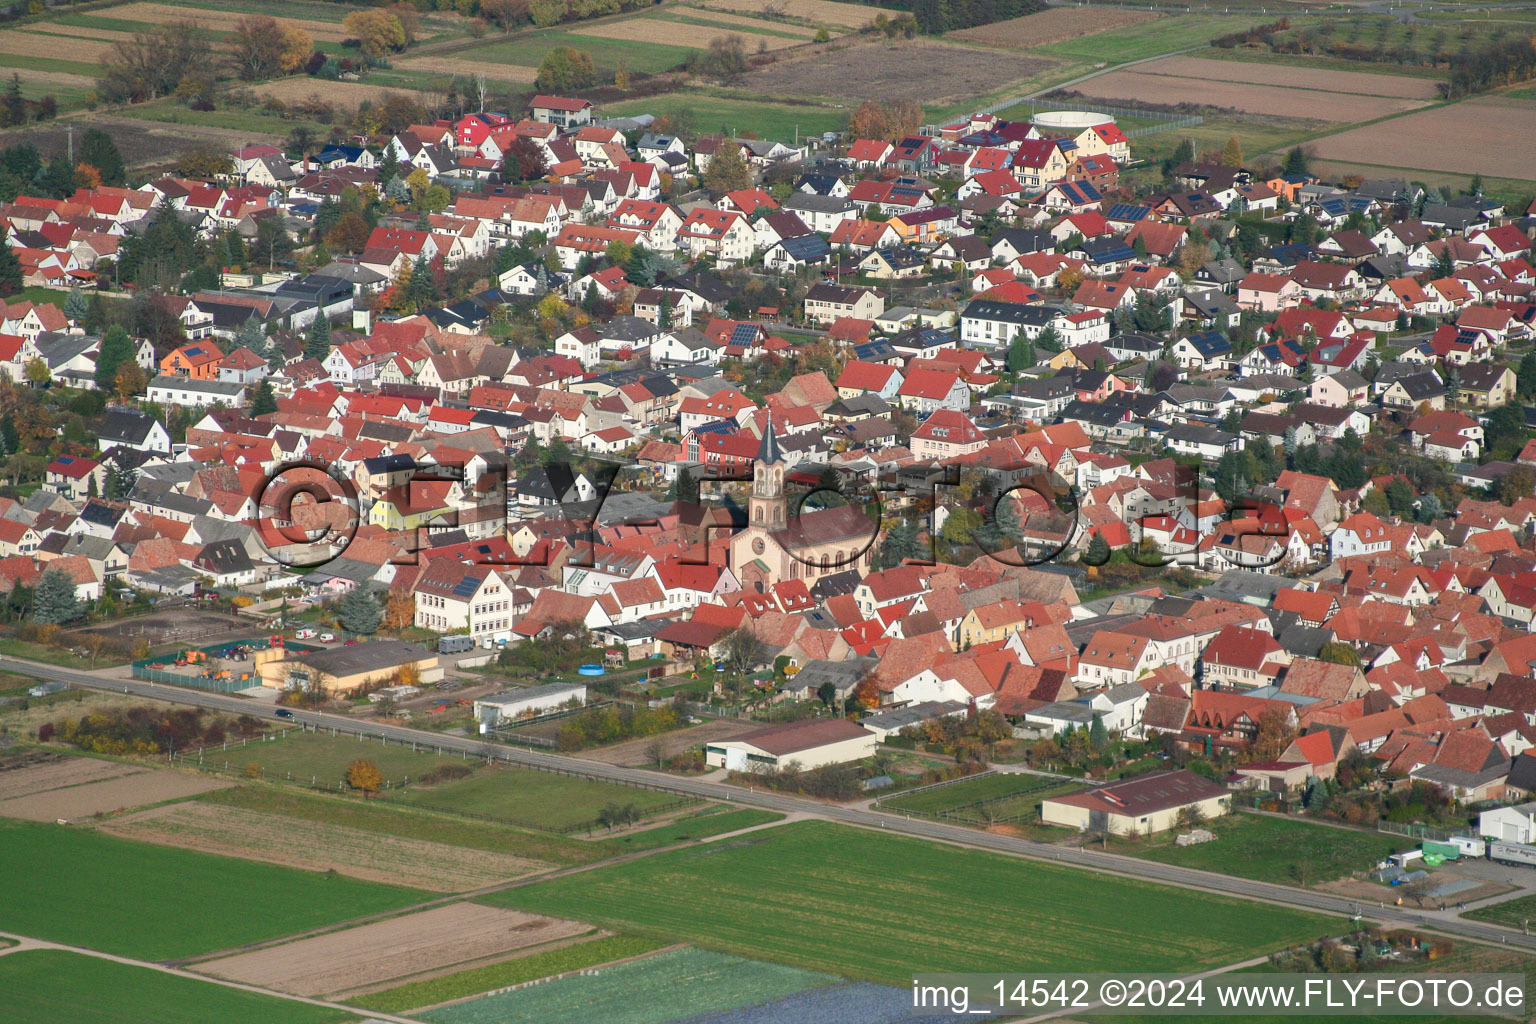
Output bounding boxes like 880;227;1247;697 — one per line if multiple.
451;575;480;597
729;323;759;346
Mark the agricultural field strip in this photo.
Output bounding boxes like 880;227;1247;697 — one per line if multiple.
1307;95;1536;180
949;6;1163;48
569;18;808;51
195;903;591;998
0;756;145;800
654;9;818;37
0;769;231;822
687;0;884;29
100;799;556;892
1066;70;1431;122
1121;55;1441;99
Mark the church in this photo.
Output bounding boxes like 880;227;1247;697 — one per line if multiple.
728;422;877;591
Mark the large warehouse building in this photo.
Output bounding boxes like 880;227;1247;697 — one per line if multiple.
705;718;877;772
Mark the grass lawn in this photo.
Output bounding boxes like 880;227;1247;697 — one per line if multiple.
488;820;1341;984
0;950;354;1024
1029;15;1291;63
395;767;684;831
203;729;470;785
879;772;1063;816
121;100;333;141
1118;812;1409;886
606;93;847;143
1196;45;1451;81
597;806;782;851
0;635;95;670
0;819;426;960
464;31;696;75
350;935;670;1014
1464;892;1536;930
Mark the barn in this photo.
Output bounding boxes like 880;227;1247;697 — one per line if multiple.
705;718;877;772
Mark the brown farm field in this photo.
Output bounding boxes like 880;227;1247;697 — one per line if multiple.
571;16;802;51
0;766;230;822
745;39;1056;104
689;0;884;28
195;903;593;998
1066;70;1429;122
108;2;352;41
395;55;538;83
0;752;140;801
0;31;113;63
99;799;556;891
255;78;425;106
1309;96;1536;181
950;6;1161;47
1130;54;1440;99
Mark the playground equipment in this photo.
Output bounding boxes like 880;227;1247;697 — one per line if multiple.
578;664;605;676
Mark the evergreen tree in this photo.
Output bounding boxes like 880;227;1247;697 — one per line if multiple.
31;567;81;625
1220;135;1243;168
385;176;410;203
79;128;125;187
1005;331;1035;373
2;73;22;128
1282;146;1310;177
0;236;21;296
94;324;134;389
37;157;75;199
104;462;137;501
1519;351;1536;399
405;254;440;310
84;292;107;334
669;467;700;504
63;285;88;323
0;412;17;455
1084;530;1111;566
250;379;277;416
337;585;382;634
1089;712;1108;750
304;313;331;362
237;315;267;356
880;515;920;568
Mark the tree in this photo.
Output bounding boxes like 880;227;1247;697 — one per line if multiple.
114;360;147;402
691;34;748;83
817;680;838;708
669;466;700;504
98;21;212;103
104;461;137;502
327;212;372;256
716;624;760;693
536;46;596;91
1084;530;1111;566
705;139;751;194
502;136;549;182
94;324;134;390
79;129;125;187
229;15;289;80
346;758;383;797
337;585;383;634
1247;706;1297;763
304;312;331;363
1005;332;1035;373
250;379;278;416
23;358;49;388
343;10;407;57
1;73;21;129
1223;135;1243;168
177;145;233;181
1319;640;1363;668
1088;712;1108;751
1282;146;1311;176
0;236;21;296
31;568;81;625
1519;350;1536;400
63;286;89;323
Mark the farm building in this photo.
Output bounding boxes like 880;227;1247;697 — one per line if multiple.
475;682;588;729
1480;802;1536;844
257;641;442;696
705;718;877;772
1041;769;1230;836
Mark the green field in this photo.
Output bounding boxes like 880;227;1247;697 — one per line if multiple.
0;950;353;1024
1122;812;1409;886
464;31;697;75
0;820;425;959
198;729;472;785
880;772;1062;814
395;767;684;831
489;821;1341;984
352;934;668;1014
605;93;848;142
421;947;835;1024
1030;14;1291;63
1465;893;1536;930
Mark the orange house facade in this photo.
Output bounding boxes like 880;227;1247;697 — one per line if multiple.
160;341;224;380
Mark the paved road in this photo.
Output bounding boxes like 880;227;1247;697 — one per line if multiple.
18;655;1536;954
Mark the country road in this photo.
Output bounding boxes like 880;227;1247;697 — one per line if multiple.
12;654;1536;957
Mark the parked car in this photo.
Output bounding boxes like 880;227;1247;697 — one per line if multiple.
318;632;336;643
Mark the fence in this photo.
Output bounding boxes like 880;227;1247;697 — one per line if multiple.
1377;821;1472;843
131;638;323;693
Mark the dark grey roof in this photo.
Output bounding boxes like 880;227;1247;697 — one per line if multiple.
295;639;433;677
99;410;165;446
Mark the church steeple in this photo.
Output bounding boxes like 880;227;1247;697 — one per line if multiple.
750;415;786;530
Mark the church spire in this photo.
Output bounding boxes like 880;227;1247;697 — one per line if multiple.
756;414;784;467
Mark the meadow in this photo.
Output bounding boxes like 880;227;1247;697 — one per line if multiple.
461;31;697;76
394;766;685;830
0;950;353;1024
0;819;425;959
489;821;1342;984
1029;14;1293;63
604;94;849;142
1465;892;1536;929
1120;812;1409;886
879;771;1064;815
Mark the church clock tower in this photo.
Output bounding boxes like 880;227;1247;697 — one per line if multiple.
749;418;786;531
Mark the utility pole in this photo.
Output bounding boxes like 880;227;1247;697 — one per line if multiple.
64;123;74;165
